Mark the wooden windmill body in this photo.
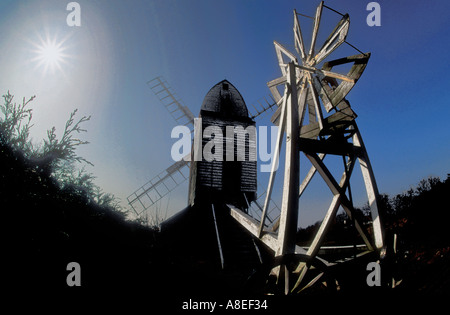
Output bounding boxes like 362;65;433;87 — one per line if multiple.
188;80;257;209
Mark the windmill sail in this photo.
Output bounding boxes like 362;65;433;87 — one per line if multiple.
147;76;195;132
248;184;281;229
248;94;279;120
127;159;190;216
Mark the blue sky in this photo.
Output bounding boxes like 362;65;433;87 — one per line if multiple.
0;0;449;227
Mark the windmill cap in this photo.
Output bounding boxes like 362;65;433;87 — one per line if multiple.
201;80;249;118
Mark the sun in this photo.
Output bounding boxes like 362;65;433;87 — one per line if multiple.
31;34;69;75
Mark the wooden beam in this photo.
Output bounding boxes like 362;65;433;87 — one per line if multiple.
340;202;374;251
292;155;355;289
267;75;287;89
308;1;323;60
269;86;283;105
302;157;355;259
299;137;359;156
300;103;357;139
322;53;370;69
297;82;309;130
293;10;307;62
270;152;326;233
307;92;316;127
353;127;384;251
295;65;355;83
211;204;225;269
270;101;282;125
229;205;278;252
274;41;297;65
259;90;288;237
311;74;333;112
304;152;374;250
276;62;301;257
313;14;350;65
275;42;287;76
319;69;355;83
228;205;333;267
305;72;324;131
293;194;340;286
299;153;325;197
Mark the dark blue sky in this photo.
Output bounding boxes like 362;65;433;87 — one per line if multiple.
1;0;449;226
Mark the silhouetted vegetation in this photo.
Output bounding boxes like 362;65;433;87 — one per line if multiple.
297;176;450;247
1;91;123;213
296;175;450;294
1;92;159;290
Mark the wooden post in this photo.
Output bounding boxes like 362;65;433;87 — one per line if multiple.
211;204;225;269
308;1;323;60
353;127;384;252
276;62;301;258
259;94;288;237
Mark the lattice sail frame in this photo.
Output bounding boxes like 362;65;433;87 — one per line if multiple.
229;1;385;293
127;77;194;218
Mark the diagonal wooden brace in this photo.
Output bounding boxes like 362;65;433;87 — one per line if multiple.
304;152;374;250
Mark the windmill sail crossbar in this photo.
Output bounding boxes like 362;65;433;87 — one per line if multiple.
249;94;278;119
147;76;195;131
127;159;190;216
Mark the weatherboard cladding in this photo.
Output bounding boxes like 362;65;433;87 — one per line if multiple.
189;80;257;208
197;115;256;193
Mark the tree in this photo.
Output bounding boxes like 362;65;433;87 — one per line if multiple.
0;91;125;215
0;91;35;152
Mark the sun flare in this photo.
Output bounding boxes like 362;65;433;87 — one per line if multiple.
32;35;68;75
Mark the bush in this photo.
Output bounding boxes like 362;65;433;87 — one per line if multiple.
0;91;125;215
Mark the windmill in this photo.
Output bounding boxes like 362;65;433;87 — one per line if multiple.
228;1;386;294
128;1;387;295
127;77;281;226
